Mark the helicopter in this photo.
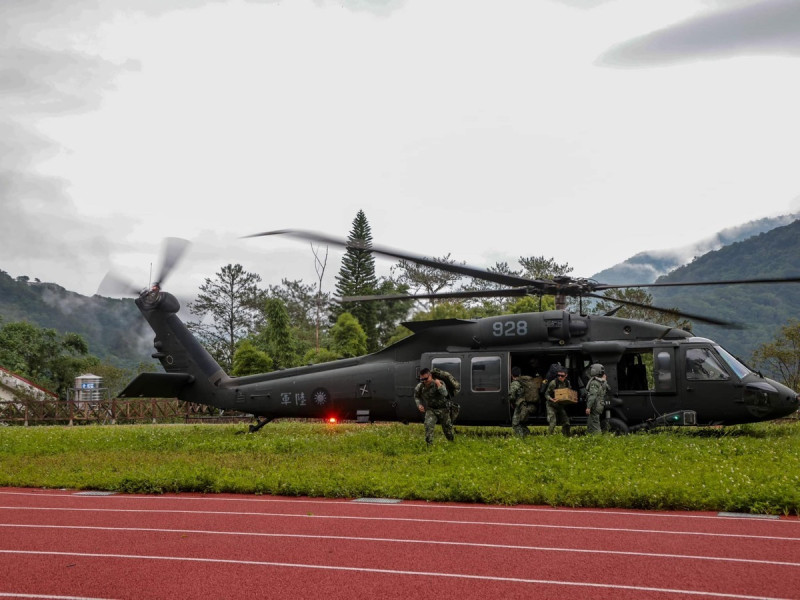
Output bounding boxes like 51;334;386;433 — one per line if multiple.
114;232;800;434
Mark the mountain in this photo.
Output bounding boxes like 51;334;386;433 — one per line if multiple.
591;213;800;285
0;270;151;368
649;219;800;362
3;215;799;369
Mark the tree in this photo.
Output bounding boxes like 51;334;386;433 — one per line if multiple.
0;321;95;398
460;261;524;314
373;277;414;348
187;264;263;372
255;297;298;369
311;242;329;352
391;253;463;305
507;295;556;314
332;210;379;351
301;347;340;365
331;312;367;358
232;340;273;376
268;278;331;355
518;256;572;280
752;319;800;391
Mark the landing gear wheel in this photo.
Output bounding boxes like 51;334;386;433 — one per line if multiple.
602;417;629;435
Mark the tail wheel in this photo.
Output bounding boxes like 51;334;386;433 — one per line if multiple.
602;417;629;435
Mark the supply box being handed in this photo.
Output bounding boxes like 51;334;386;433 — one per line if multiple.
553;388;578;403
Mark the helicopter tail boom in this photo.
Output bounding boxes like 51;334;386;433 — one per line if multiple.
120;289;234;410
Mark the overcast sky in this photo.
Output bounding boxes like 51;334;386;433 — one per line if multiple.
2;0;799;302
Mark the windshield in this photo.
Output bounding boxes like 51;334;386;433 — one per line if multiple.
715;345;752;379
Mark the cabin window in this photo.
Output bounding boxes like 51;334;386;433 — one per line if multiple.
618;351;653;391
471;356;501;392
655;351;671;385
685;347;730;381
431;358;461;383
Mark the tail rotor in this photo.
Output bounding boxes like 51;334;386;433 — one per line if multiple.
96;237;191;298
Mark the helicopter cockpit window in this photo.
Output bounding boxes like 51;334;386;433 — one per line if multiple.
685;347;730;381
471;356;502;392
714;345;752;379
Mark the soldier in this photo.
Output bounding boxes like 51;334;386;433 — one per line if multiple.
544;367;572;436
585;363;611;435
431;367;461;423
508;366;538;437
414;367;454;445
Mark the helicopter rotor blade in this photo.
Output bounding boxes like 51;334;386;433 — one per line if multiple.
97;271;140;298
244;229;542;289
153;237;191;287
592;275;800;291
245;228;797;328
343;288;532;303
582;292;742;329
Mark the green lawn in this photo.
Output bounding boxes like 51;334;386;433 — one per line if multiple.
1;421;798;515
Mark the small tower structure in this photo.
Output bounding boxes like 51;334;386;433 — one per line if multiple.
74;373;103;406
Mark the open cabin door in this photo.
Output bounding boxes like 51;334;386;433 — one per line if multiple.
422;352;510;425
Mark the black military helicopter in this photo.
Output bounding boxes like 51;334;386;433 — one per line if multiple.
114;232;800;434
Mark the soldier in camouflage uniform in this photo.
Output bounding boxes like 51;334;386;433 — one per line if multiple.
585;363;610;435
414;367;454;445
508;367;537;437
544;367;572;436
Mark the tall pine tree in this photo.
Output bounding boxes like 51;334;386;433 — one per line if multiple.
332;210;378;351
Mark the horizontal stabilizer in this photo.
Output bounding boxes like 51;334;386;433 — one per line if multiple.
119;373;195;398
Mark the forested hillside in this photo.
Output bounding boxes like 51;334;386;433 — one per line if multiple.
592;213;799;285
651;219;800;362
0;270;148;368
3;217;799;371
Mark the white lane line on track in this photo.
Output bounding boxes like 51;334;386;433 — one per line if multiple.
0;549;788;600
1;490;795;524
0;594;116;600
1;505;797;542
1;523;797;568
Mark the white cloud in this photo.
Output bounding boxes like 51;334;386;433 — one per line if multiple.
1;0;798;299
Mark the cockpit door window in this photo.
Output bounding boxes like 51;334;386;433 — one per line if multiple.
685;347;730;381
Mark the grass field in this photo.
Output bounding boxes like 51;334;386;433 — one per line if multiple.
1;420;799;515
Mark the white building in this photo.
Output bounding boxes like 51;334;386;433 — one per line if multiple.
0;366;58;403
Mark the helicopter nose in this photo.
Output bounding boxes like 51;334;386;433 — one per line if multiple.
776;389;800;419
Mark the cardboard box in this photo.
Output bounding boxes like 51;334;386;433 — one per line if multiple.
554;388;578;403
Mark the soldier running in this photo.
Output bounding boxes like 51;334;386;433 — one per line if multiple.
414;367;454;445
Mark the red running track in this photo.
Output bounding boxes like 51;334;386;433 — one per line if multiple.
0;487;798;599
